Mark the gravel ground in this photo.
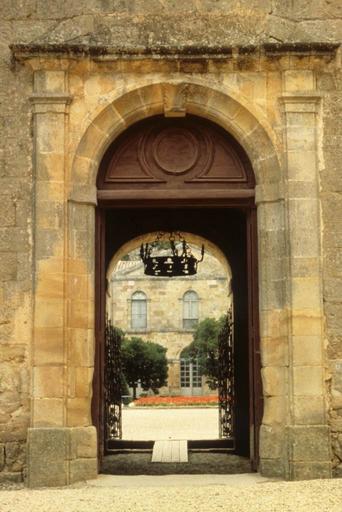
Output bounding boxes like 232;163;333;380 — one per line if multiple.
0;475;342;512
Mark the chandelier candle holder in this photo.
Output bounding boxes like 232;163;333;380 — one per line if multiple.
140;232;204;277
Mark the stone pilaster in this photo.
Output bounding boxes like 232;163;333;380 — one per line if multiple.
30;70;71;431
256;183;288;478
28;70;97;487
280;88;331;479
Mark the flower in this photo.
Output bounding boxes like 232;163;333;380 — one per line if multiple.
133;395;219;407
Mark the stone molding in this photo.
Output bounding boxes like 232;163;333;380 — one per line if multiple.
30;93;73;113
10;42;340;62
279;93;321;113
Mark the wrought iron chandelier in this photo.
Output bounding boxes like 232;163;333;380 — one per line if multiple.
140;232;204;277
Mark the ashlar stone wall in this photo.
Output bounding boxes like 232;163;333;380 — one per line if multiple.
321;66;342;477
0;0;341;487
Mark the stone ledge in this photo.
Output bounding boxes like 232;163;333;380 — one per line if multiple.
10;43;340;61
30;94;73;114
279;93;321;113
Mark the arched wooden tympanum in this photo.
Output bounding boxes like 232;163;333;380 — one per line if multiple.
97;115;255;204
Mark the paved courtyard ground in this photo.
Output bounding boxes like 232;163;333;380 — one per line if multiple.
1;474;342;512
122;407;219;439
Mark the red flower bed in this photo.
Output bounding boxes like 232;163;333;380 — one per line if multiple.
133;395;219;407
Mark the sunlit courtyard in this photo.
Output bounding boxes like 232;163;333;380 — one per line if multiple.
122;407;219;440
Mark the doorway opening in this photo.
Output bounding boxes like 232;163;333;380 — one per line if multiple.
92;114;262;473
106;235;232;444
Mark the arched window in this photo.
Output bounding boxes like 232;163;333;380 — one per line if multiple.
131;291;147;330
183;290;199;329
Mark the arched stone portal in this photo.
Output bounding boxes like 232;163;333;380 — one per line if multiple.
27;77;330;486
93;113;260;465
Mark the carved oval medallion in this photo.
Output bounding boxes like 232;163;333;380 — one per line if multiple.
153;127;199;174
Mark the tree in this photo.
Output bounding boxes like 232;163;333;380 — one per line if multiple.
181;315;227;389
121;336;168;399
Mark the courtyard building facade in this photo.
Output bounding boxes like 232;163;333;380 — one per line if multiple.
108;248;229;394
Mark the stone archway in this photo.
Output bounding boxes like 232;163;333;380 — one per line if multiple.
28;76;330;486
70;80;281;198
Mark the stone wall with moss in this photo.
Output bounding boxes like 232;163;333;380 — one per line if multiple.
0;0;341;484
320;66;342;476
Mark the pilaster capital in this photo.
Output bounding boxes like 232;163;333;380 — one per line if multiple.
30;93;73;114
279;93;321;114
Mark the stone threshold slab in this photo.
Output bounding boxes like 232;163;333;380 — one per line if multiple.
152;440;188;463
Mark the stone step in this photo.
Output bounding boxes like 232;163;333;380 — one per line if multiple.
151;440;188;463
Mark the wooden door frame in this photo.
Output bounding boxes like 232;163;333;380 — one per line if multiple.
247;207;262;470
92;198;262;469
93;207;106;464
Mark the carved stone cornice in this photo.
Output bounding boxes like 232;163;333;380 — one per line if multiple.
30;93;73;113
279;93;321;113
10;42;340;62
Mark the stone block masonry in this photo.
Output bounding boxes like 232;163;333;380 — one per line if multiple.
0;0;341;487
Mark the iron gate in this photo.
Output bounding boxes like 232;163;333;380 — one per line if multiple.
104;310;234;443
218;307;234;440
104;319;122;443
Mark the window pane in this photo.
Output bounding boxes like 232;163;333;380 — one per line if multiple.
192;360;202;387
188;300;198;318
180;358;202;388
131;292;147;329
183;291;199;329
184;291;198;301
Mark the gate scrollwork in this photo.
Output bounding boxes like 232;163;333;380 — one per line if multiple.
104;319;122;441
218;307;234;440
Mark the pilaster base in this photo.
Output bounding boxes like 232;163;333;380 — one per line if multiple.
27;427;97;488
287;425;332;480
259;424;332;480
